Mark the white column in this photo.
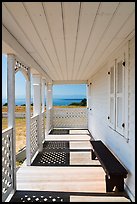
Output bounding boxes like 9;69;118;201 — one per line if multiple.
49;84;53;109
87;83;92;132
32;75;43;152
33;75;41;116
41;79;46;142
26;68;31;165
7;54;16;192
87;83;92;109
46;83;53;135
86;84;89;109
42;79;46;113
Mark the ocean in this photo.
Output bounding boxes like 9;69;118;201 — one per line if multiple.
2;98;84;106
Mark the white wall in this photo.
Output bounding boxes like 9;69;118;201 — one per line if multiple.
88;36;135;201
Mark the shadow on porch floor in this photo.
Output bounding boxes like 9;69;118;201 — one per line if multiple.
10;129;130;202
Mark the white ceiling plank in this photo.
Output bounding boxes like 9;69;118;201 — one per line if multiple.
2;41;16;55
23;2;62;80
3;4;56;80
2;2;135;81
114;11;135;40
4;2;57;80
28;52;57;79
76;2;119;80
88;30;135;83
53;80;87;85
78;2;135;80
84;12;135;80
2;25;52;83
2;4;34;53
62;2;80;80
72;2;100;80
43;2;67;80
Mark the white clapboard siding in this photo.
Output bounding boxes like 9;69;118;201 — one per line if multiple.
127;36;135;200
88;36;135;201
128;36;135;143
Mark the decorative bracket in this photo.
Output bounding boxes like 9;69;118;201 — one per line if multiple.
14;60;29;80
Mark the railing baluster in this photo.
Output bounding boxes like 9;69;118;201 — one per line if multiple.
41;112;45;143
53;108;88;129
2;128;14;202
30;115;39;162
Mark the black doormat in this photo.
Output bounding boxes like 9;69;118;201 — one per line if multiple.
49;129;69;135
32;141;70;166
10;191;70;202
10;191;130;202
31;150;69;166
43;141;69;150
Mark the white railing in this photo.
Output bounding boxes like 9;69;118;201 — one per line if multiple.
41;112;45;143
53;108;88;129
30;115;39;160
2;128;14;202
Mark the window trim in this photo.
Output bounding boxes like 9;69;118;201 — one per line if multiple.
108;61;116;130
115;56;125;135
108;43;129;139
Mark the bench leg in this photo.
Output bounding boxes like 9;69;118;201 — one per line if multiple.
105;175;124;192
91;150;96;160
116;177;124;192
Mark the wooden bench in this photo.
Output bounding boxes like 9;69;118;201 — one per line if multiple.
90;140;128;192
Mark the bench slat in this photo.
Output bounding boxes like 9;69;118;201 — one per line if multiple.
91;140;128;177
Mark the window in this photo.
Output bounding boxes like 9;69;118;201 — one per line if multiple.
109;64;115;129
108;52;127;136
115;58;125;135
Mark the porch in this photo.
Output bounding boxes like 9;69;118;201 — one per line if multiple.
10;130;130;202
2;2;135;202
3;119;131;202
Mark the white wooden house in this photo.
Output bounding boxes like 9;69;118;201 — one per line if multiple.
2;2;135;202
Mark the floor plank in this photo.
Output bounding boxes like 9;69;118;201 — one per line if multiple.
69;130;90;134
45;135;91;141
17;166;106;192
15;130;130;202
70;195;130;202
70;141;92;149
70;151;100;165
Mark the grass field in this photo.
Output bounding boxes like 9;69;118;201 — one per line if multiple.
2;105;34;113
2;117;26;154
2;105;85;113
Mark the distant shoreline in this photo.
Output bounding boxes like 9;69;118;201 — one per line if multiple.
2;98;85;106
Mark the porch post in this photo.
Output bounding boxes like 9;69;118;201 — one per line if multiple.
41;79;46;142
42;79;46;113
87;83;92;109
7;54;16;192
87;83;92;131
32;75;43;152
46;83;53;135
26;68;31;166
49;84;53;109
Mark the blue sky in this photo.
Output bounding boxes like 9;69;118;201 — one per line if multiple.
2;54;86;99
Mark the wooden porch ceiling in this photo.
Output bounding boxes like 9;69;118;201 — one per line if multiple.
2;2;135;82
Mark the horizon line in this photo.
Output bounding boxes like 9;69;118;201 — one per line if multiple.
2;97;86;101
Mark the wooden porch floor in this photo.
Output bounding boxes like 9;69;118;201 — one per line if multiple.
16;130;130;202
